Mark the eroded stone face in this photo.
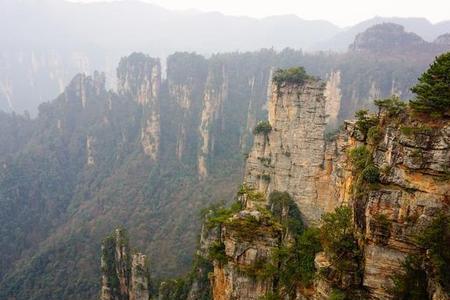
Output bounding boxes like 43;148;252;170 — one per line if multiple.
117;54;161;160
360;121;450;299
245;80;344;224
212;211;281;300
100;229;150;300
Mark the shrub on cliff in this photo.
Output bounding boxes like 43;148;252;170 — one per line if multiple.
416;213;450;291
208;241;227;265
272;67;312;86
348;145;371;172
253;120;272;135
361;164;380;183
269;191;304;236
270;227;322;296
410;52;450;117
320;206;360;272
391;255;428;300
392;213;450;298
374;96;407;117
354;109;379;140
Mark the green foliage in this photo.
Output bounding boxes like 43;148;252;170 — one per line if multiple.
373;213;391;230
266;192;322;296
208;242;227;265
99;228;137;299
361;164;380;183
416;213;450;291
203;201;242;228
272;67;312;86
225;213;276;241
391;255;428;300
392;214;450;299
260;174;271;182
101;234;122;297
400;124;434;136
354;110;379;140
329;288;347;300
320;207;360;272
158;278;191;300
348;145;371;172
410;52;450;116
367;126;383;145
269;227;322;297
268;191;304;236
253;120;272;135
374;96;407;117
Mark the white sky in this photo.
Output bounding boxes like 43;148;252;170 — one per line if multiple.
76;0;450;27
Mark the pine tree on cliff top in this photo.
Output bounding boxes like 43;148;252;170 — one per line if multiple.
410;52;450;117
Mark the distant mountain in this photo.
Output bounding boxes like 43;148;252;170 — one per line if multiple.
1;0;449;115
349;23;426;52
0;0;339;114
0;0;339;54
314;17;450;50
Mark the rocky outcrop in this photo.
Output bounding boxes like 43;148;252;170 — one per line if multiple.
359;120;449;299
101;229;150;300
117;53;161;160
209;202;282;300
228;76;450;299
245;78;343;224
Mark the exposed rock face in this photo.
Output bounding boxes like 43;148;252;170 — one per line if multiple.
349;23;426;52
64;72;107;109
245;79;342;224
101;229;150;300
211;209;282;300
198;66;228;179
359;121;449;299
324;70;342;129
117;53;161;160
130;254;150;300
230;78;450;299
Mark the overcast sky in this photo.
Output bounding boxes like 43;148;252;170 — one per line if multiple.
75;0;450;27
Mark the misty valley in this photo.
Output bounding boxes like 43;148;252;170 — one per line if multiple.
0;1;449;300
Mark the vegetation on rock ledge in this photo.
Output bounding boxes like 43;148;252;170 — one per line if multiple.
253;120;272;135
272;67;312;87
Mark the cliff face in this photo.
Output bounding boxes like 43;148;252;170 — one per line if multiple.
245;79;342;224
208;78;450;299
353;119;449;299
117;53;161;160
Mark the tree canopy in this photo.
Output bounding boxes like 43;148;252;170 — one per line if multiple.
410;52;450;116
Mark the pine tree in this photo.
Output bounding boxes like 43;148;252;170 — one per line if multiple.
410;52;450;116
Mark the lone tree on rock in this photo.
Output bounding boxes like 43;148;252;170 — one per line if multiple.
410;52;450;117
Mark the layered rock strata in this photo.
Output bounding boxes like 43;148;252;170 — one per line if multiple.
244;78;343;224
